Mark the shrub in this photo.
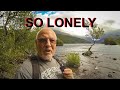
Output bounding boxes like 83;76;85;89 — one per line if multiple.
104;37;117;45
56;38;63;46
66;52;80;68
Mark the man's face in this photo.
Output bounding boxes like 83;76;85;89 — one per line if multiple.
36;29;57;61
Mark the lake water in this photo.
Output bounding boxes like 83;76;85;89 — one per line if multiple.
56;43;120;56
55;44;120;79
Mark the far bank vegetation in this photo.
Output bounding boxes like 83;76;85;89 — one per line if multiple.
104;36;120;45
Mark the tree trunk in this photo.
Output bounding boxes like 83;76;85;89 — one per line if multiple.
3;11;11;36
3;25;8;36
88;40;95;51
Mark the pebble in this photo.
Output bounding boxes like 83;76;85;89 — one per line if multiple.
108;74;112;78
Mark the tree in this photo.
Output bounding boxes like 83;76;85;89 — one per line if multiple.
82;20;104;56
0;11;35;78
0;11;34;36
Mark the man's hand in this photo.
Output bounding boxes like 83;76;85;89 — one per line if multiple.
63;68;74;79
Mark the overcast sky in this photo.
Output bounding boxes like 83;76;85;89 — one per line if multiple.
1;11;120;36
33;11;120;36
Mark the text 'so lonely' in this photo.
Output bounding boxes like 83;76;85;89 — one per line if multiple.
25;17;96;28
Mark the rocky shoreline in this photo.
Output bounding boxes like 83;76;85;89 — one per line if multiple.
55;52;120;79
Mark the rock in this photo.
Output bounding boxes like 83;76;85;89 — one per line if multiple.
82;50;93;56
95;56;98;58
82;69;87;72
108;74;112;78
113;58;117;60
95;66;98;70
82;53;85;55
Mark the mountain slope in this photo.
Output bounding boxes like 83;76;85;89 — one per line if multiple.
53;29;89;43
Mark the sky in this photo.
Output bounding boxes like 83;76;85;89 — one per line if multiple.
1;11;120;37
32;11;120;37
0;11;120;36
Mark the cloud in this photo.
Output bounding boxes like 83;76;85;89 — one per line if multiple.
32;11;120;36
103;20;115;25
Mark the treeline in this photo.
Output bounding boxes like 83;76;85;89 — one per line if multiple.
104;36;120;45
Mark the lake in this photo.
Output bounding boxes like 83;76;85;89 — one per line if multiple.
56;44;120;57
55;44;120;79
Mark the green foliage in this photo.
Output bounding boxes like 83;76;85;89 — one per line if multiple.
90;27;104;39
0;11;37;78
116;37;120;45
56;38;63;46
104;36;120;45
85;20;104;40
104;37;117;45
1;11;34;30
14;29;37;55
84;21;104;53
57;34;89;43
66;52;80;68
0;29;18;78
0;28;39;78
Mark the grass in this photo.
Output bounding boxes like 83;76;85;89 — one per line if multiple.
66;52;80;68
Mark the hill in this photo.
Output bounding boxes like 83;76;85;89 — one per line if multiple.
53;29;90;44
98;29;120;43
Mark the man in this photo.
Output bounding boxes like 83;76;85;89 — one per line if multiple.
15;27;74;79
